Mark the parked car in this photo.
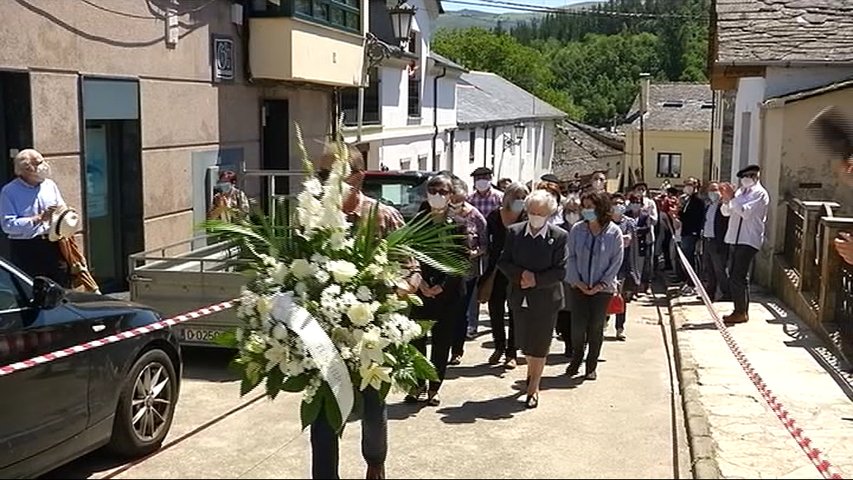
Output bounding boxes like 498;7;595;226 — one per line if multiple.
0;259;181;478
362;170;435;221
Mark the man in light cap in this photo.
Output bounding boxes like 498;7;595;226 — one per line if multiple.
718;164;770;325
0;149;70;286
468;166;503;218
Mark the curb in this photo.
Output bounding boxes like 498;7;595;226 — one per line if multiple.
665;285;722;479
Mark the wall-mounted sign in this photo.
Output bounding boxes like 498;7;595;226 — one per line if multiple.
211;34;235;83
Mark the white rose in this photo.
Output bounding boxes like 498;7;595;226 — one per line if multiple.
326;260;359;283
294;282;308;296
271;323;288;340
347;301;376;327
290;259;315;279
272;262;289;284
311;254;330;265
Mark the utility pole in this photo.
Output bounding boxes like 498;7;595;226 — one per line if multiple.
639;72;650;183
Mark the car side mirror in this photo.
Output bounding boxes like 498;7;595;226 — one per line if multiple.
32;276;66;310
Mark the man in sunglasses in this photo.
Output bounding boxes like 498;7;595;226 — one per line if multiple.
718;164;770;325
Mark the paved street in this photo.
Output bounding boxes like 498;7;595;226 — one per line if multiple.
672;289;853;479
48;294;689;479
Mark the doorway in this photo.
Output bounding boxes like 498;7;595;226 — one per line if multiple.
261;99;290;202
81;79;144;293
0;72;33;260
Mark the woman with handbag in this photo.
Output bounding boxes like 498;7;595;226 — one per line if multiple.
565;191;624;381
481;182;529;369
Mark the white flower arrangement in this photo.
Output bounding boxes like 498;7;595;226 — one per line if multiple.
209;126;467;432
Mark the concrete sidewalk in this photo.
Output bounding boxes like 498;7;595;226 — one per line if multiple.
99;297;687;479
671;289;853;479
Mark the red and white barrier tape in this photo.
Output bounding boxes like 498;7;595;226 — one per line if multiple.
676;246;843;479
0;299;236;377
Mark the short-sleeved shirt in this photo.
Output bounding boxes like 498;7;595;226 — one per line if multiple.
347;192;404;238
467;188;503;218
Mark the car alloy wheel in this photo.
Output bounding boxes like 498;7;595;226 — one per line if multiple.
130;361;173;442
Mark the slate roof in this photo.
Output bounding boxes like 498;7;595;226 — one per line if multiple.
430;52;467;72
714;0;853;65
765;77;853;104
552;121;623;181
457;71;567;126
628;83;713;132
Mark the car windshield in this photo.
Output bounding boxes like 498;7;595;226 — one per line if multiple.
362;174;429;220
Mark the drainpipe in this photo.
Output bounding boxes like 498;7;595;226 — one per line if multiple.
356;71;367;143
431;66;447;171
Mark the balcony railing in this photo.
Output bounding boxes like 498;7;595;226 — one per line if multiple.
780;198;853;350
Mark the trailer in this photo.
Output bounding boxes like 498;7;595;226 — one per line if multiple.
128;236;245;347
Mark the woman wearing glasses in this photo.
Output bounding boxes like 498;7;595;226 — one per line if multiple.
407;174;467;406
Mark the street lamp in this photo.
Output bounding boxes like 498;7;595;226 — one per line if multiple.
513;122;526;142
389;2;416;45
357;1;418;142
503;122;526;151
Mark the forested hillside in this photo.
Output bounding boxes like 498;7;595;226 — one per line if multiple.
433;0;710;127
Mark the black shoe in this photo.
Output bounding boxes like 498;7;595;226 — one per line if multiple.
427;391;441;407
566;363;580;377
585;371;597;381
449;354;462;366
488;350;502;365
525;393;539;409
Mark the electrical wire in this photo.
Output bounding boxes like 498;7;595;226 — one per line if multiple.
442;0;708;19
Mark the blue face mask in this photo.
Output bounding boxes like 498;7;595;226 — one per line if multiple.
510;199;525;213
218;182;233;194
581;208;597;222
613;204;626;216
708;191;721;203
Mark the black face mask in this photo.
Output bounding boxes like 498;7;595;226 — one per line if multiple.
317;169;331;183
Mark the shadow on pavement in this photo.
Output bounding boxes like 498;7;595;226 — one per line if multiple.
757;299;853;401
39;451;125;479
181;347;241;382
434;392;526;423
444;363;507;380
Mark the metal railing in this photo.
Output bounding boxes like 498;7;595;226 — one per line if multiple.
240;169;308;223
780;198;853;333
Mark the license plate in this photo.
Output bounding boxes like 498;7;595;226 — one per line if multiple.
180;328;226;344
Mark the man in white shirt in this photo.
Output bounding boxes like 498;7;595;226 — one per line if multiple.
719;164;770;324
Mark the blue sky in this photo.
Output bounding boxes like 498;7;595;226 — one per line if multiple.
443;0;595;14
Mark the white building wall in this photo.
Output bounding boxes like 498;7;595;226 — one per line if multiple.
729;77;765;182
452;120;556;184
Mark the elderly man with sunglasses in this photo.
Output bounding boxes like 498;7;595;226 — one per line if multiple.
718;164;770;325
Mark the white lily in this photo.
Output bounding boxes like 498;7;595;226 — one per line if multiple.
356;327;389;365
359;362;392;391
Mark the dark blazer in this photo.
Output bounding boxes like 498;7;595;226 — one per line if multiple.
704;202;730;249
483;208;526;280
497;222;568;311
680;194;706;237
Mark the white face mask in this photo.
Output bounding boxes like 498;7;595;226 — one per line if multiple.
427;193;449;210
565;211;580;224
528;214;547;229
32;162;50;183
474;179;491;192
684;186;695;195
740;177;755;189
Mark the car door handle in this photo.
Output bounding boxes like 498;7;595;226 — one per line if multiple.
92;324;106;333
